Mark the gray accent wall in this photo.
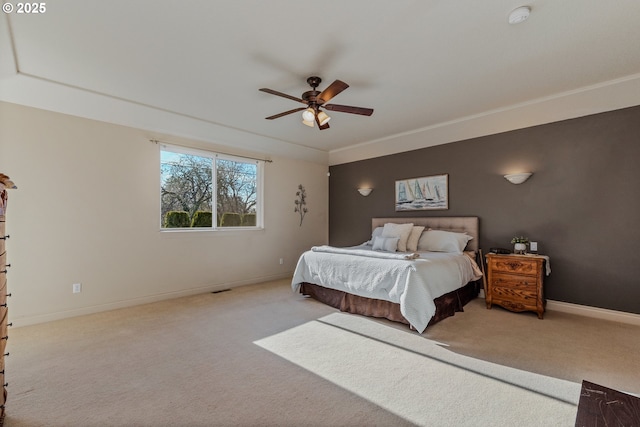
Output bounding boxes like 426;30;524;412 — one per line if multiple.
329;105;640;315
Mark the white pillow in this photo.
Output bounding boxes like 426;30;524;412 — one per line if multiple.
417;229;473;254
381;223;414;252
406;226;426;252
365;226;384;245
372;236;399;252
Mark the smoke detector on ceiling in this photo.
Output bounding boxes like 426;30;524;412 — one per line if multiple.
508;6;531;24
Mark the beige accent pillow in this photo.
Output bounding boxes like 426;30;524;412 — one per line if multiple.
406;226;426;252
381;223;414;252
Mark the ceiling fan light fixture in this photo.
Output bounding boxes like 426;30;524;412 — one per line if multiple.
302;107;316;122
317;111;331;126
260;76;374;130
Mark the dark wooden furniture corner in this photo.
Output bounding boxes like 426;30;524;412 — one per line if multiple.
575;380;640;426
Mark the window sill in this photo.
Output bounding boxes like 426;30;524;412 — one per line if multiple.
160;227;264;235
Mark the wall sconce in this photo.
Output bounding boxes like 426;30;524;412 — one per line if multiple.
357;188;373;196
504;173;532;184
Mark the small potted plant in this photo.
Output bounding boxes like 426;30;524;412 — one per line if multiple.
511;236;529;254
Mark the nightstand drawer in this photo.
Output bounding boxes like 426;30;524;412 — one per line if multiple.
491;285;538;305
489;257;538;275
490;273;537;291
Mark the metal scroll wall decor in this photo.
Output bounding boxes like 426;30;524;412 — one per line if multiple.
294;184;308;226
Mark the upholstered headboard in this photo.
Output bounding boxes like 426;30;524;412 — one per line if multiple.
372;217;479;252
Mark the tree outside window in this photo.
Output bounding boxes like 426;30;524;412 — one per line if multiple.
160;146;261;229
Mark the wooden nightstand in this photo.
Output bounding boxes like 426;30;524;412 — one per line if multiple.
485;253;547;319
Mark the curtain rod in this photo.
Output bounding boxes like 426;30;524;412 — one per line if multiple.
150;139;273;163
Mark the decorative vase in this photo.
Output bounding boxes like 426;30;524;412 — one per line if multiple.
514;243;527;254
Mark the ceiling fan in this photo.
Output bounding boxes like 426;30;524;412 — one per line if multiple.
259;76;374;130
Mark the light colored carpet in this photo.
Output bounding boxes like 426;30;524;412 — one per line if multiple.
423;297;640;396
5;279;640;426
256;313;579;426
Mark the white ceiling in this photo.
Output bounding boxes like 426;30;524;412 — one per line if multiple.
2;0;640;165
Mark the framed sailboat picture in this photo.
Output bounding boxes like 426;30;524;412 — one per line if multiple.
395;174;449;211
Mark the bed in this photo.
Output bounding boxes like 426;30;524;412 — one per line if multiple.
292;217;483;333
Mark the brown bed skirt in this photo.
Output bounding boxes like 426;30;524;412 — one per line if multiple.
299;280;480;329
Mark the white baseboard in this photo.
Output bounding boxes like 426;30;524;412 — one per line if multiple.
17;278;640;328
12;272;293;327
546;300;640;327
477;293;640;326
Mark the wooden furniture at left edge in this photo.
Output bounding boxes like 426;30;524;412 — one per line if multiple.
485;253;546;319
0;174;16;426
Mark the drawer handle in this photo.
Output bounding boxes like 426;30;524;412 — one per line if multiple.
495;278;531;286
0;235;8;240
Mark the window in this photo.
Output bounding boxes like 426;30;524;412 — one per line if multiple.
160;145;263;230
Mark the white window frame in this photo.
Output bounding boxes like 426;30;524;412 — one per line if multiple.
160;144;264;231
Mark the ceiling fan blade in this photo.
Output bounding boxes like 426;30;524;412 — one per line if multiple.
317;80;349;104
259;88;306;104
265;107;306;120
324;104;374;116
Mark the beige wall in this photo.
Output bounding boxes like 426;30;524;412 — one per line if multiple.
0;102;328;325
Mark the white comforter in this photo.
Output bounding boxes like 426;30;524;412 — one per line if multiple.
292;245;481;333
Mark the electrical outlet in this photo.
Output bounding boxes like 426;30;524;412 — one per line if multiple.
279;258;284;265
72;283;82;293
530;242;538;252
